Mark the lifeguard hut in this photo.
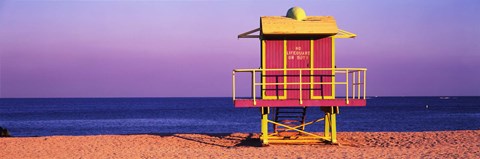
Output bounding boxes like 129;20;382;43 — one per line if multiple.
232;7;367;145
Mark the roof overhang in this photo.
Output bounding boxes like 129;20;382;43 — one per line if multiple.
237;28;260;38
238;28;356;39
333;29;356;38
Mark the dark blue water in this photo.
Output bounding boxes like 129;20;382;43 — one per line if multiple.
0;97;479;137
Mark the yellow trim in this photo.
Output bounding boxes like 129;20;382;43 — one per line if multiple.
332;37;336;99
311;95;335;99
261;38;337;100
262;40;266;98
283;39;287;99
310;39;314;99
266;139;328;144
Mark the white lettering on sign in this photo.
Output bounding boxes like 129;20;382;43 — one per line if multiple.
287;46;310;61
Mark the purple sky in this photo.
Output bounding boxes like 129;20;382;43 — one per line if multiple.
1;0;479;98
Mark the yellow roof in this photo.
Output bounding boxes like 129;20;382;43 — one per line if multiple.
260;16;338;35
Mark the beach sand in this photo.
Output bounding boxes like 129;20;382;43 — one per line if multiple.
1;130;479;159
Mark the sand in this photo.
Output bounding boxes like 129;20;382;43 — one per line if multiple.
1;130;479;159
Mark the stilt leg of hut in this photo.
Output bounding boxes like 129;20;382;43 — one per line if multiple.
261;107;270;146
322;106;338;144
324;110;331;138
330;108;338;144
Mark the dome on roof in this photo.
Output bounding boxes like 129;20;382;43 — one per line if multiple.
286;7;306;21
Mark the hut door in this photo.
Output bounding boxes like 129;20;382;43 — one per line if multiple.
286;40;311;100
311;37;334;99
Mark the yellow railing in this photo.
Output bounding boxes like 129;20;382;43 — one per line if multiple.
232;68;367;105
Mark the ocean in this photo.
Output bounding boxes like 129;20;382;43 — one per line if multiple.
1;97;479;137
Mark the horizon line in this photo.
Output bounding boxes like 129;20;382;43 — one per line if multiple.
1;96;479;99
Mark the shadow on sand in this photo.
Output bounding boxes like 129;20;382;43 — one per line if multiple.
145;133;263;148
